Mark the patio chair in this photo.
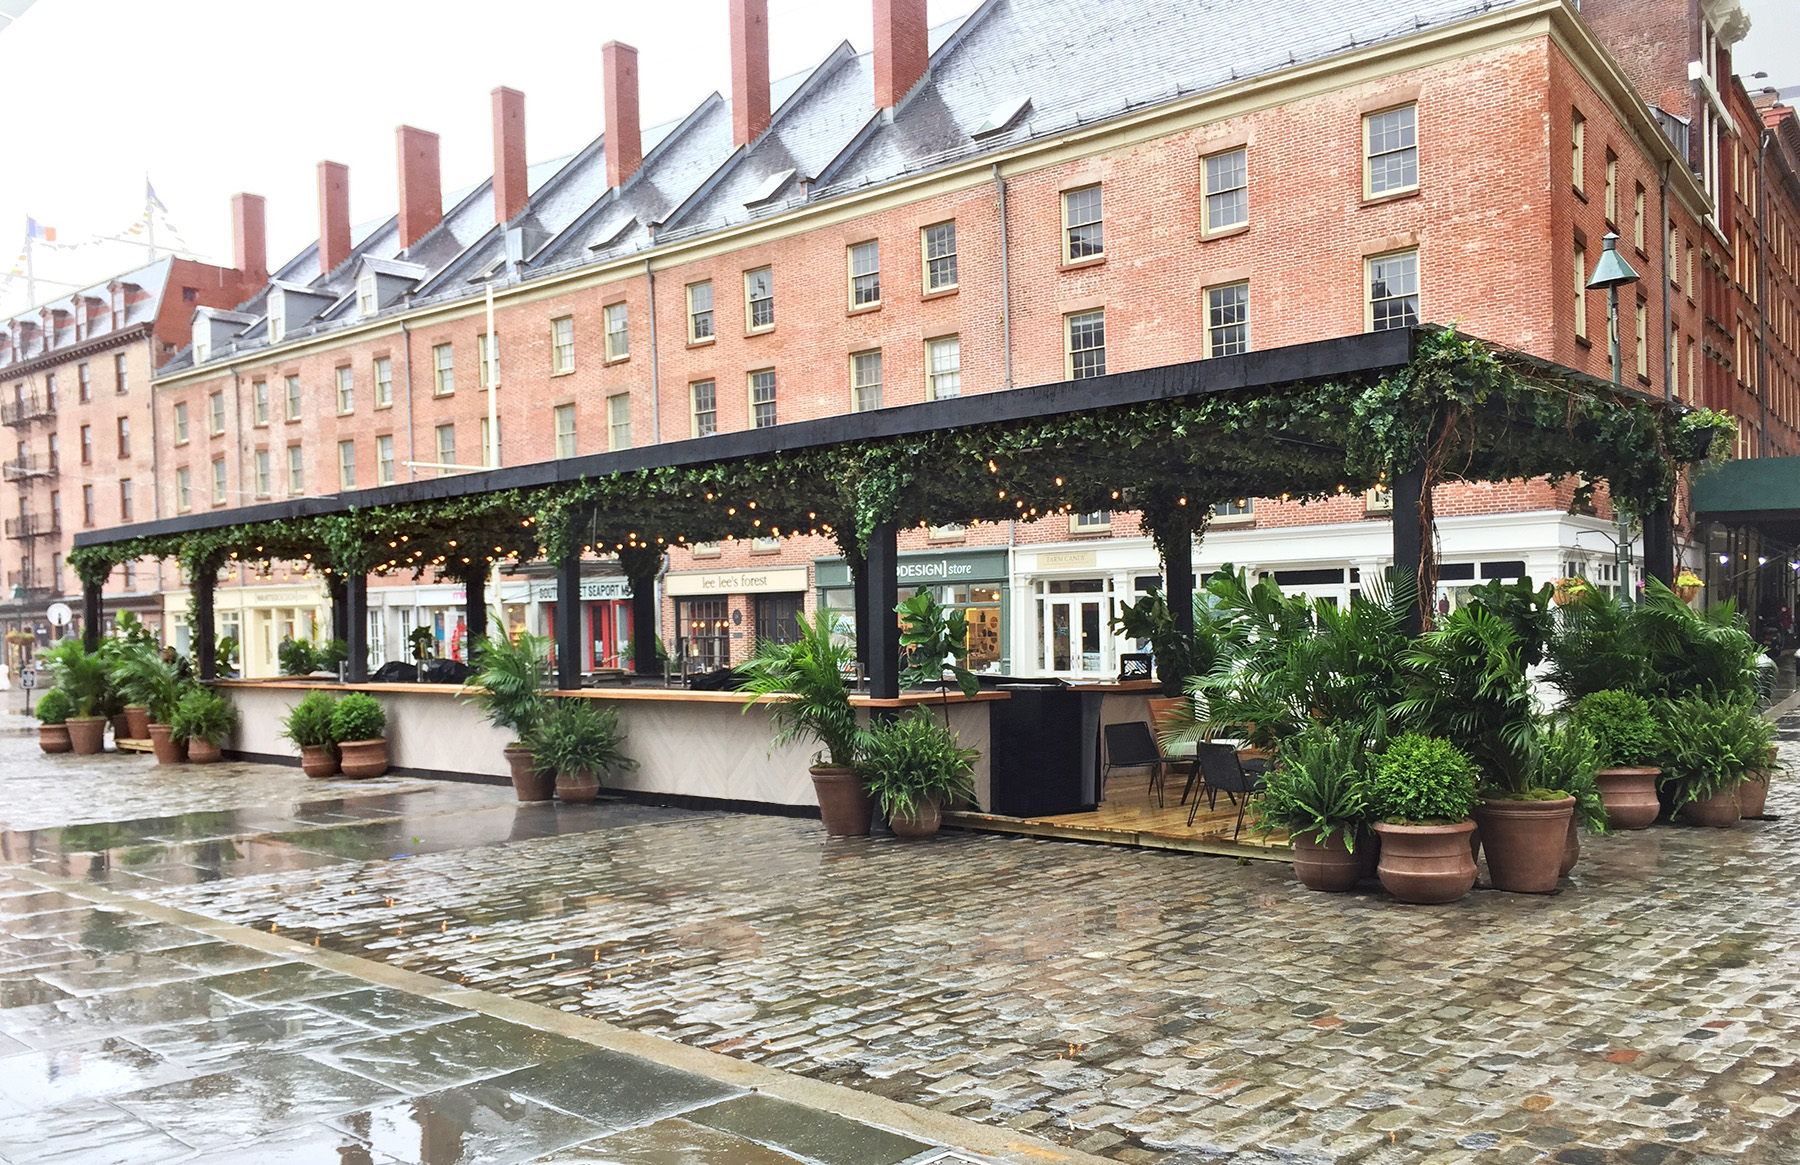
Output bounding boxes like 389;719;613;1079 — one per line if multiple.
1187;742;1266;836
1101;721;1171;805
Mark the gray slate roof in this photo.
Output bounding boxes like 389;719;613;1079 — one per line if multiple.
0;257;173;368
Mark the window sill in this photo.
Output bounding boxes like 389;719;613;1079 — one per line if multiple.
286;417;302;424
1210;514;1256;527
1360;187;1420;208
921;286;959;302
848;302;882;317
603;354;629;366
1060;255;1107;273
1574;336;1592;349
1067;527;1113;538
374;403;392;412
1200;223;1250;243
174;440;189;448
745;325;776;337
686;338;716;349
551;368;578;378
1572;187;1588;203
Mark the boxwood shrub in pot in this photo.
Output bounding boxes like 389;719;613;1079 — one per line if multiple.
1369;733;1481;904
330;692;390;779
736;610;867;836
34;687;73;753
857;708;978;839
281;690;340;778
1251;723;1372;891
524;698;637;803
171;687;237;764
1573;690;1662;830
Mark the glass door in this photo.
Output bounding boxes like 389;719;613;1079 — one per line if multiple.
1036;578;1114;677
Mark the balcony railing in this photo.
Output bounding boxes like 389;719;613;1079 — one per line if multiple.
1;455;56;482
0;394;52;427
5;570;51;602
3;513;58;539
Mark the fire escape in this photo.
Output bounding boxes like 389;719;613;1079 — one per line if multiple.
3;386;59;604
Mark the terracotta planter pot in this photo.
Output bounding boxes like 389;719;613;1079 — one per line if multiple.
110;713;132;743
555;767;600;803
123;706;151;740
810;765;872;836
1474;795;1575;894
1680;784;1740;828
1675;583;1702;603
300;744;340;779
1561;815;1580;877
186;737;222;764
889;802;942;840
38;724;71;753
1739;775;1769;819
1372;820;1478;904
146;723;186;765
338;738;389;779
1595;767;1661;831
506;746;554;802
1292;832;1362;892
65;716;107;756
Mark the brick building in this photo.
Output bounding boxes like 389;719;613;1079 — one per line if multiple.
101;0;1799;678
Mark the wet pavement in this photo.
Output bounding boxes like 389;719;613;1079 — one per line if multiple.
1;712;1798;1162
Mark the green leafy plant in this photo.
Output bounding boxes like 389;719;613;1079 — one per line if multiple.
525;698;638;778
170;687;237;746
1546;589;1651;702
1654;696;1771;808
1634;578;1762;703
857;708;978;821
277;637;319;677
1467;577;1556;668
409;626;438;664
317;639;350;671
44;639;111;719
460;623;552;744
1534;719;1607;834
1370;733;1480;824
1573;689;1661;768
110;644;187;724
736;608;860;768
34;687;73;725
216;635;241;675
897;588;979;710
1394;603;1536;794
280;690;339;750
1249;723;1371;850
329;691;387;742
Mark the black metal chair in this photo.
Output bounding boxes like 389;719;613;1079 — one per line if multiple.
1187;742;1266;836
1101;722;1170;805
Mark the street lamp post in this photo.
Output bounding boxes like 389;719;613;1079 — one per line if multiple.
1587;232;1642;595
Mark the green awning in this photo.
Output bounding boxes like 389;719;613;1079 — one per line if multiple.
1691;457;1800;542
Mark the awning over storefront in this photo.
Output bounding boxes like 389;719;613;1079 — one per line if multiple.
1692;457;1800;543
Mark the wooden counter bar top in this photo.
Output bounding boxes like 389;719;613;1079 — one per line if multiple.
213;679;1009;707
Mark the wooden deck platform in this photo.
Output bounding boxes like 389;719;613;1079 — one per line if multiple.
945;776;1292;862
116;737;154;754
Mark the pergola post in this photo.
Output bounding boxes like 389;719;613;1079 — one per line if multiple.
849;549;871;674
1392;463;1429;637
865;523;901;701
630;571;659;677
343;573;368;683
556;551;582;691
192;562;217;681
1644;500;1675;588
330;579;349;644
1164;518;1195;683
82;578;102;651
464;570;487;658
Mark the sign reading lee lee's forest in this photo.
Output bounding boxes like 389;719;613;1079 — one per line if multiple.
664;568;808;596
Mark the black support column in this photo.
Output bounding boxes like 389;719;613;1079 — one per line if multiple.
1164;519;1195;684
1644;500;1675;589
330;579;349;644
1391;464;1428;637
82;579;102;651
630;570;659;677
464;571;487;658
849;549;870;675
556;551;582;691
864;523;901;701
343;573;368;683
192;565;217;681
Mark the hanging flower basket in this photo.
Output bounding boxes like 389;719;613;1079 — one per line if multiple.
5;630;36;645
1552;577;1591;607
1674;570;1703;603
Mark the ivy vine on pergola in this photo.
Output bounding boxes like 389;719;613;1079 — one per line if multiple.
69;328;1730;694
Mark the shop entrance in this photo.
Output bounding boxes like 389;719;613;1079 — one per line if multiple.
753;593;804;645
676;597;731;673
1036;578;1116;678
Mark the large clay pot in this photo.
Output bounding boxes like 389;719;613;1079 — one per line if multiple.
1595;767;1661;830
338;738;389;779
38;724;71;753
1561;815;1580;877
1680;784;1740;828
1474;795;1575;894
110;713;132;743
300;744;340;779
186;737;222;764
507;745;554;802
1358;828;1381;881
123;706;151;740
1292;832;1362;892
810;765;872;837
65;716;107;756
1739;774;1770;819
889;802;942;840
146;723;186;765
555;767;600;803
1372;820;1478;904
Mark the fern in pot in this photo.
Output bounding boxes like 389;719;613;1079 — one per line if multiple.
111;647;188;764
1250;722;1372;892
171;687;237;764
737;609;867;836
331;692;390;779
281;690;340;779
460;625;553;801
524;697;638;803
857;708;978;840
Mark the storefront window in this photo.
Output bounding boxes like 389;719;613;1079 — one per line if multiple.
1035;578;1115;677
925;584;1002;673
676;598;731;674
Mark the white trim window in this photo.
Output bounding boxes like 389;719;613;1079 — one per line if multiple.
849;242;880;307
605;302;630;360
252;380;268;426
1203;148;1248;233
1062;186;1104;260
284;375;302;421
211;457;227;505
552;315;576;372
554;404;577;458
926;336;961;399
432;343;455;396
357;270;378;317
1364;105;1418;197
746;267;775;330
922;223;957;291
691;381;717;438
287;445;304;495
478;333;498;388
254;449;271;497
1070;511;1110;533
750;370;777;428
1205;283;1248;356
1571;110;1586;194
337;440;356;489
851;350;883;412
687;283;714;342
373;357;392;408
1366;250;1419;331
435;423;455;477
209;390;225;435
173;402;189;445
335;366;354;414
175;466;191;512
608;394;632;450
376;435;394;485
267;293;285;344
1574;242;1588;341
1066;309;1106;378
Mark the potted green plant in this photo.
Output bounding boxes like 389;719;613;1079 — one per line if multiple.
171;687;237;763
44;640;112;755
524;697;637;802
1572;690;1662;829
1250;723;1371;892
858;708;978;839
34;687;74;753
330;692;390;778
281;689;340;778
1369;733;1481;904
736;609;866;835
1657;695;1757;827
1533;719;1606;876
1739;722;1780;819
112;647;187;764
277;637;320;677
460;625;553;800
108;640;157;740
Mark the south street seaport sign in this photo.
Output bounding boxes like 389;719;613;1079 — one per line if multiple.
529;578;634;602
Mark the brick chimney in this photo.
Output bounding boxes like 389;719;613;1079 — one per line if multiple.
873;0;929;110
317;162;351;276
231;193;268;287
396;125;443;251
730;0;771;147
492;87;528;225
603;42;643;188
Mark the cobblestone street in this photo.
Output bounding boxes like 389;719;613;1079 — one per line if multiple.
1;714;1797;1162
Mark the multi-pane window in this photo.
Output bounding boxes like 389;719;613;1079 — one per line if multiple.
1206;283;1249;356
608;394;632;450
1367;250;1420;331
376;435;395;485
119;479;133;521
433;343;455;395
268;296;285;344
478;333;498;387
338;440;356;488
373;358;392;408
114;353;128;394
1604;151;1618;224
926;336;961;399
1066;310;1106;378
554;404;577;457
335;367;353;414
82;485;94;525
175;467;191;512
1062;186;1104;260
1071;511;1111;533
116;416;130;456
691;381;717;437
285;375;302;420
79;425;91;464
1364;105;1418;196
435;424;456;476
209;391;225;435
1204;148;1248;233
357;271;378;317
254;449;271;496
46;433;57;472
1633;184;1645;251
173;402;189;445
552;316;576;372
923;223;957;291
851;351;883;412
1635;300;1649;378
44;373;55;412
746;268;775;329
77;363;90;402
687;283;714;342
288;445;304;494
604;304;628;360
750;370;777;428
211;457;227;504
849;241;881;306
1574;242;1588;341
252;381;268;425
1571;110;1586;194
482;417;502;470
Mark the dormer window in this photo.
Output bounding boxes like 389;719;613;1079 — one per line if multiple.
357;271;378;318
267;293;285;344
194;326;210;366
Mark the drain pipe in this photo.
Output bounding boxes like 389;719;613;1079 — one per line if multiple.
401;321;418;482
1757;128;1772;457
993;163;1012;390
1659;162;1673;403
645;259;661;444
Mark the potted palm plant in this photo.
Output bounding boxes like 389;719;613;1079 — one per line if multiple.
1250;722;1372;892
736;609;867;836
1572;690;1662;829
1369;733;1481;904
331;692;389;778
45;640;112;755
460;625;553;800
281;690;340;778
171;687;236;763
858;708;978;839
524;697;637;802
109;640;157;740
34;687;74;753
112;648;187;764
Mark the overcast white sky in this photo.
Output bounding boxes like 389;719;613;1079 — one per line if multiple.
0;0;1795;317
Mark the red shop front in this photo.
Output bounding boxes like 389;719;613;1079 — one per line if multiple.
536;576;636;674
